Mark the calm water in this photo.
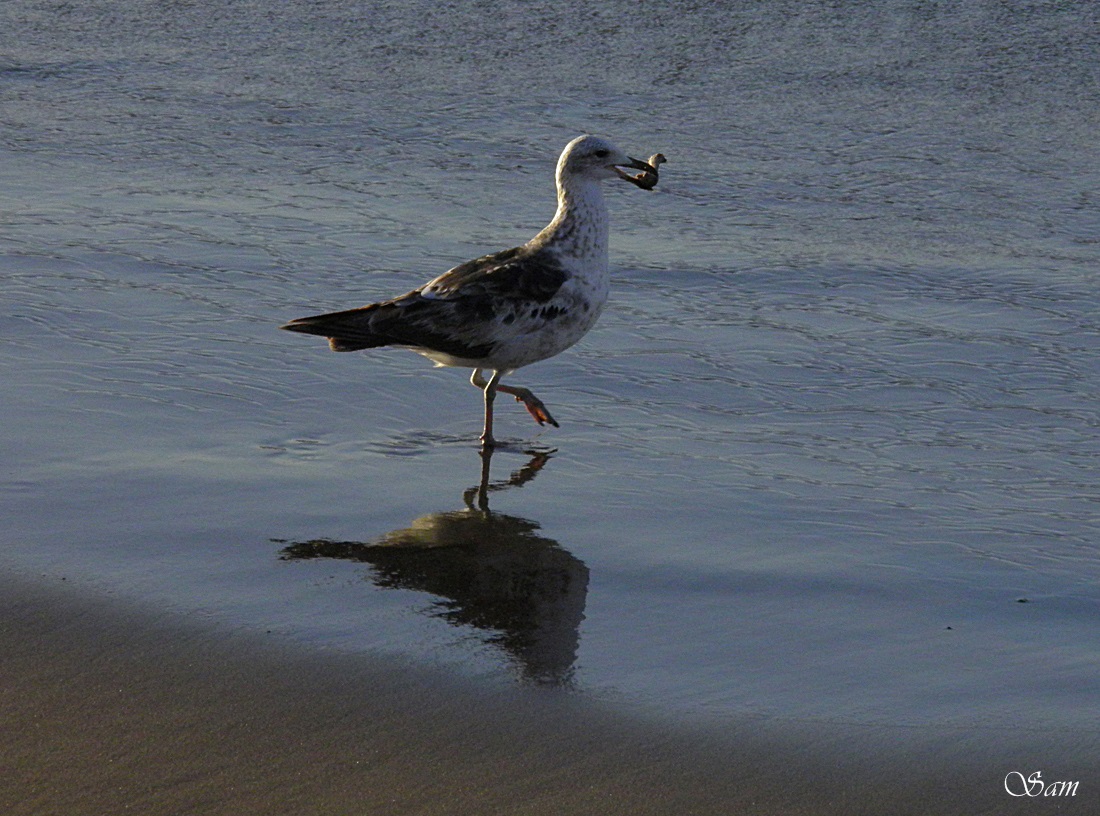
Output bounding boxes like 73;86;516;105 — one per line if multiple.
4;0;1100;736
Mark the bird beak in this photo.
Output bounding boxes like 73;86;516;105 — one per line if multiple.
613;156;656;185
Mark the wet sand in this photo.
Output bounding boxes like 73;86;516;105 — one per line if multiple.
2;572;1093;816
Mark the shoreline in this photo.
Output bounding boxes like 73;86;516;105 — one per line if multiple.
3;570;1094;815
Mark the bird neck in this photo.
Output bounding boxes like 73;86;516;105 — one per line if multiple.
532;176;609;262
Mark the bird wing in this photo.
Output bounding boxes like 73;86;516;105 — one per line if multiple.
420;246;567;304
281;246;569;359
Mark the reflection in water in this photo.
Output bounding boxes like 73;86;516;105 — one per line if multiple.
280;450;588;684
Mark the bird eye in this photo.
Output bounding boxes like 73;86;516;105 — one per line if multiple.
594;149;610;158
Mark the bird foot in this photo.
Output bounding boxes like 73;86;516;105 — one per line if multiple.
509;388;559;428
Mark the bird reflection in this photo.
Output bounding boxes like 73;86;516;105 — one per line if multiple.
279;449;588;685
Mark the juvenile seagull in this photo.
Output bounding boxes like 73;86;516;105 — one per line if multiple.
281;135;657;448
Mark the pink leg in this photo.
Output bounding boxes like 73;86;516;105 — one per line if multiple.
471;369;558;444
473;369;501;448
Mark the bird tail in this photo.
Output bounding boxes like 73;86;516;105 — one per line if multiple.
280;305;390;353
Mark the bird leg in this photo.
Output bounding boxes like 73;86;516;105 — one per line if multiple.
470;369;559;445
472;369;502;448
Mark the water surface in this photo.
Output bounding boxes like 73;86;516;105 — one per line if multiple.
3;0;1100;741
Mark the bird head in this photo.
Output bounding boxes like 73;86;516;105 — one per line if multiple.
557;135;656;188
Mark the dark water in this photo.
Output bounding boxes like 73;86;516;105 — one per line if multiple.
3;0;1100;737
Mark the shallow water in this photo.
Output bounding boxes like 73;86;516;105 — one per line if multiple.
3;0;1100;736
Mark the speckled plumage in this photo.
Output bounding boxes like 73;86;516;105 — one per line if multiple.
282;135;657;447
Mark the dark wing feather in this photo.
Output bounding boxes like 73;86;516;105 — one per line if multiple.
281;245;568;359
422;246;565;304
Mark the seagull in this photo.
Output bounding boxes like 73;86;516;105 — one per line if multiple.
281;135;658;448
